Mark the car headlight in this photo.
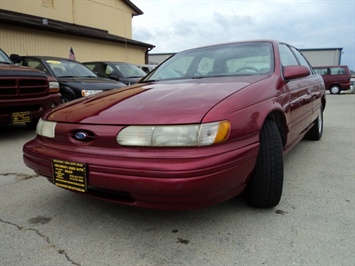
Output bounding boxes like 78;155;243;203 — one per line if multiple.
81;90;103;96
36;118;56;138
48;81;60;93
116;121;230;147
47;76;60;93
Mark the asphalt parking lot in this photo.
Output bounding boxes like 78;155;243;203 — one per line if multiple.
1;94;354;266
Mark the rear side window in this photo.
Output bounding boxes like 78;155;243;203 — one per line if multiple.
330;67;346;75
314;66;348;76
314;67;328;75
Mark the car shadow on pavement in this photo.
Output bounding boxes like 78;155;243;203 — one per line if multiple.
0;123;36;139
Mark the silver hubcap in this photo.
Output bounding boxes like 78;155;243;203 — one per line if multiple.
330;86;340;94
318;112;323;134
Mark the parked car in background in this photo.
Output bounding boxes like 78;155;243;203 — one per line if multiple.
0;49;60;127
313;65;351;94
10;55;126;103
136;64;157;74
83;61;147;85
23;40;326;210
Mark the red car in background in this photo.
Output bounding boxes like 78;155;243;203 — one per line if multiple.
23;40;326;210
313;65;351;94
0;49;61;127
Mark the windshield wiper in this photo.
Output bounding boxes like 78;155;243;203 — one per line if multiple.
140;79;159;83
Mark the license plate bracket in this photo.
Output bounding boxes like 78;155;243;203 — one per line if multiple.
11;111;31;124
52;159;87;192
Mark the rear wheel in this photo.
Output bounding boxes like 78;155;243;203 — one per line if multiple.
305;108;323;140
330;85;341;94
246;120;284;208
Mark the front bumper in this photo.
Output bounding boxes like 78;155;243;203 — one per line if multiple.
23;136;259;210
0;93;61;124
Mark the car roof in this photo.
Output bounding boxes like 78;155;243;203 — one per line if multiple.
21;55;75;61
180;39;279;52
83;61;134;65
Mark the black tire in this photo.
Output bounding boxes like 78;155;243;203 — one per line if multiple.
246;120;284;208
305;109;323;140
329;85;341;94
61;93;74;104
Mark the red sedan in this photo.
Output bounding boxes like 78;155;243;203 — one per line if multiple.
23;40;326;210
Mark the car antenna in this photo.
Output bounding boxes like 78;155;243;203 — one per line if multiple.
20;43;28;55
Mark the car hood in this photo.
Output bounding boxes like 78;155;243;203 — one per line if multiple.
0;64;47;77
58;77;126;90
47;76;266;124
126;77;144;85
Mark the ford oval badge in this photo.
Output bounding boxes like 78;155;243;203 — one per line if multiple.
75;132;88;140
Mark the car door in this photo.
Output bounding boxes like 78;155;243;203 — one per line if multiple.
279;44;312;142
290;47;324;123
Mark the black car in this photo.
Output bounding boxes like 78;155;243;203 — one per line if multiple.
10;55;126;103
83;61;147;85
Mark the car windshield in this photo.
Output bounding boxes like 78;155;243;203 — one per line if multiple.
0;50;12;64
46;59;97;78
113;63;146;78
143;42;274;82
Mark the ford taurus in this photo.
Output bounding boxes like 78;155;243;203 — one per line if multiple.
23;40;326;210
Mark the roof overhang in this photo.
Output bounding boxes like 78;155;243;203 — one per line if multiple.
0;9;154;50
123;0;144;16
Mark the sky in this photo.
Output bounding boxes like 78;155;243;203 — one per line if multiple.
131;0;355;70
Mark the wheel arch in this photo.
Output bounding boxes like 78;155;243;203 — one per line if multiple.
60;85;76;98
264;110;288;148
329;82;342;90
321;96;326;111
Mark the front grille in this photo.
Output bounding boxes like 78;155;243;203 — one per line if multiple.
0;77;48;98
88;187;135;203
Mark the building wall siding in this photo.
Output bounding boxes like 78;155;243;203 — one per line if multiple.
0;25;146;64
1;0;134;38
301;49;342;67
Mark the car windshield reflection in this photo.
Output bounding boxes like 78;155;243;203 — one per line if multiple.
47;60;97;78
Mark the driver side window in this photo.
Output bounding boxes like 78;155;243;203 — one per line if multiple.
106;65;115;75
279;44;298;66
290;47;313;73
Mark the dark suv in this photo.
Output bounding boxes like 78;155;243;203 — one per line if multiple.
0;49;61;127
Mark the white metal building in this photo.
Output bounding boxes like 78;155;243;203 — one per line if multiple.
299;48;343;67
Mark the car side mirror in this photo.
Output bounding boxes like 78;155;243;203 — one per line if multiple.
10;54;21;63
109;74;120;80
283;65;310;80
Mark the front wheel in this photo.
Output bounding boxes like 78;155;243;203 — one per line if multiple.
330;85;341;94
245;120;284;208
61;93;74;104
